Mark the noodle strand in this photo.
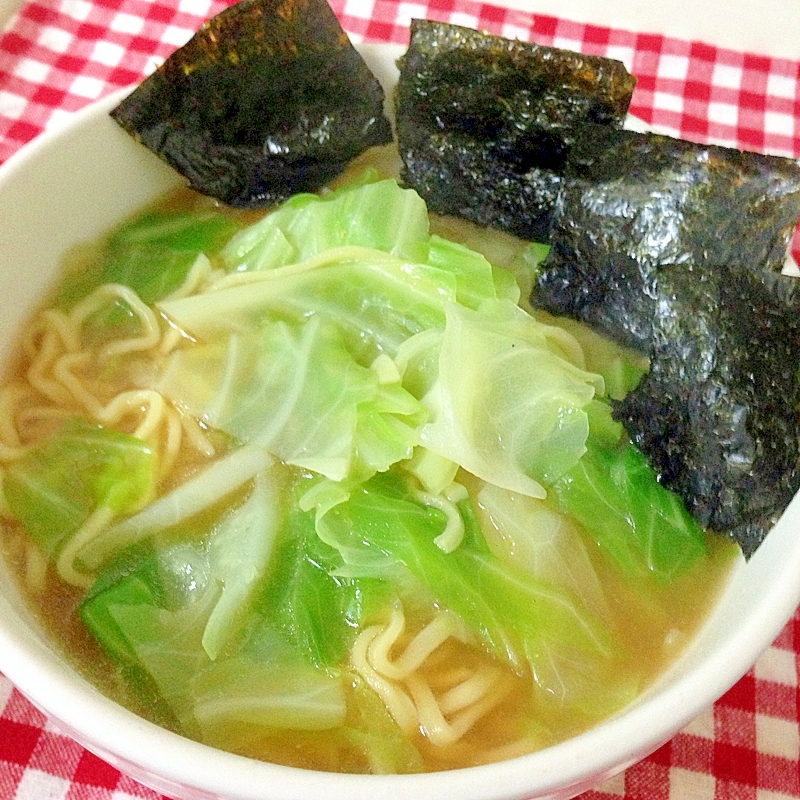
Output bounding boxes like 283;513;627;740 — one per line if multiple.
350;602;506;748
55;505;116;588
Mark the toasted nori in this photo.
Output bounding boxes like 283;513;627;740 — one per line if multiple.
395;20;636;241
531;124;800;555
614;264;800;556
110;0;393;208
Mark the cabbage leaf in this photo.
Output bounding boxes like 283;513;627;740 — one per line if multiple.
310;472;612;674
3;418;155;558
80;472;347;734
419;300;603;498
159;247;456;360
155;316;425;483
221;177;431;271
549;437;707;582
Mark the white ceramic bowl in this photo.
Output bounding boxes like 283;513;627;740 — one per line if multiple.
1;44;800;800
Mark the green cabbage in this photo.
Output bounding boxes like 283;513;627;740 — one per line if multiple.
220;177;430;271
3;418;155;558
419;299;603;497
154;316;425;483
307;471;624;713
80;470;347;733
13;177;715;755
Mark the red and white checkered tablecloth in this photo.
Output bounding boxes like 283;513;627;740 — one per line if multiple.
1;0;800;798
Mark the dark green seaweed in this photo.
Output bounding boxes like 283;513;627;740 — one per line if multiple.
395;20;636;241
612;265;800;556
531;124;800;555
111;0;393;208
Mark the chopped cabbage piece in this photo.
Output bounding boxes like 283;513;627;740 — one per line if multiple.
419;300;603;497
3;418;155;558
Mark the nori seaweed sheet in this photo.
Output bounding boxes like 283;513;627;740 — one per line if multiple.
395;20;636;241
530;124;800;555
110;0;393;208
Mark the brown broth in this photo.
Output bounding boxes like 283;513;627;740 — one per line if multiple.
0;175;739;773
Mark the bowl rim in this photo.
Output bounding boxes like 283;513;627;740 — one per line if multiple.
1;53;800;800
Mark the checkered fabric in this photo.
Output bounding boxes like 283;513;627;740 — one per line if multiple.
1;0;799;798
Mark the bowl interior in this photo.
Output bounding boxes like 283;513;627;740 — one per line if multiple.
0;43;799;800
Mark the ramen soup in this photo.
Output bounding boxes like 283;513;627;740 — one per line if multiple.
0;163;738;774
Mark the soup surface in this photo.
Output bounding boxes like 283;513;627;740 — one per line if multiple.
0;153;738;773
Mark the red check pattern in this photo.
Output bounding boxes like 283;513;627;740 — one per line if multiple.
1;0;800;797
